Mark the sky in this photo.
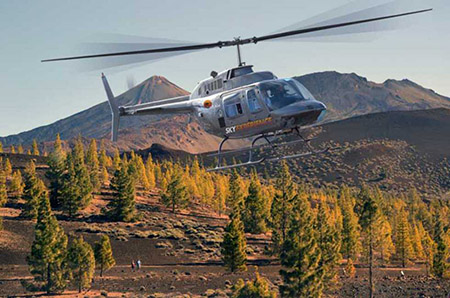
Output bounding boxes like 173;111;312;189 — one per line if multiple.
0;0;449;137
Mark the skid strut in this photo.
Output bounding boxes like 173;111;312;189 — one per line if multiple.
207;128;329;172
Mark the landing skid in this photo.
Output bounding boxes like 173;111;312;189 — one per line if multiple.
206;128;329;172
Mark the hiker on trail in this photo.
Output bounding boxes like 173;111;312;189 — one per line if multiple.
131;260;135;271
136;259;141;270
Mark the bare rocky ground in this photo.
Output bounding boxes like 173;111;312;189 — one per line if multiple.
0;191;448;297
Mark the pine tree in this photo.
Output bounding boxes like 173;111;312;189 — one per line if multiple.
411;222;425;261
432;213;449;278
17;144;24;154
184;162;199;199
112;148;121;172
46;134;65;207
199;172;215;205
60;157;83;217
420;225;434;276
150;160;159;184
233;270;276;298
355;186;381;298
271;161;296;253
0;166;7;207
67;236;95;293
105;162;136;222
191;156;201;182
0;141;2;153
127;151;139;184
9;170;24;200
242;171;268;234
213;174;228;216
21;161;45;219
279;195;323;297
134;154;150;191
27;190;68;294
98;140;112;169
376;217;395;265
85;139;101;192
161;165;188;213
221;211;247;272
4;158;12;177
60;140;93;216
160;167;170;191
341;199;360;262
94;234;115;277
395;210;414;268
100;165;109;186
10;145;16;154
227;170;245;216
145;154;156;189
316;201;341;287
32;139;40;156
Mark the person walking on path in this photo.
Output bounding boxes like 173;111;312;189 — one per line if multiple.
136;259;141;270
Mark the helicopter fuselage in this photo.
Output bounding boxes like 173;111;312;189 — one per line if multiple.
191;74;326;139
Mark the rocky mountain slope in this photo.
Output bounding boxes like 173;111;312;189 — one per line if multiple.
295;71;450;122
1;71;449;154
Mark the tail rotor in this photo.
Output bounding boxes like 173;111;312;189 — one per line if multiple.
101;73;120;141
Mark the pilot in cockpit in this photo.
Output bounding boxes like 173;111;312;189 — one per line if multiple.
263;83;286;99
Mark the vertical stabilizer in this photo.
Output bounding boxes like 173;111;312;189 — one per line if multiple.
101;73;120;142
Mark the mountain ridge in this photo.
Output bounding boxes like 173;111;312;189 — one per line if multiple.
294;71;450;123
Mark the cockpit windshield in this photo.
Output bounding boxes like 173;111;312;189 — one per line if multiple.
258;79;305;111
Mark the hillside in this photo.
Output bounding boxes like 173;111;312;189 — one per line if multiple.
1;71;449;154
199;108;449;196
316;108;450;160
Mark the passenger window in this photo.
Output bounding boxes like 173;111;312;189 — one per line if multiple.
225;104;238;118
247;89;262;113
224;93;243;118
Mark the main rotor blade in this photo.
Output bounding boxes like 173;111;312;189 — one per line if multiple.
42;42;221;62
41;8;431;63
269;0;426;42
254;8;431;42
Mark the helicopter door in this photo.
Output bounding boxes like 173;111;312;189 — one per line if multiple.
223;91;248;127
246;89;268;121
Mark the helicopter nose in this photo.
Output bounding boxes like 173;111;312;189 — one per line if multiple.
272;100;327;126
272;100;326;118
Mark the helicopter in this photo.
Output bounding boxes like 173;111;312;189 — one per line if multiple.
42;7;431;171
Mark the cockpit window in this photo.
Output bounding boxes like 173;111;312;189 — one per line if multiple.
247;89;262;113
258;79;305;111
